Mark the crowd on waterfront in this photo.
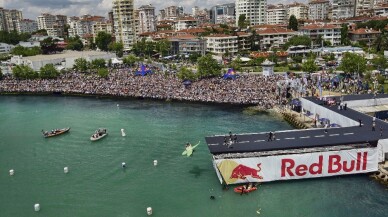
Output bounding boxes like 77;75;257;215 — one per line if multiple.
0;68;288;108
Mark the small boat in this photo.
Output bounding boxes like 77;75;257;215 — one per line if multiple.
90;128;108;141
234;183;258;194
42;128;70;138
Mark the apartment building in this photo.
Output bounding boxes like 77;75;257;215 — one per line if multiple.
256;28;297;50
299;24;341;46
355;0;375;16
112;0;135;51
266;4;287;25
308;0;330;20
68;15;105;38
235;0;267;26
205;34;238;55
287;2;308;20
0;8;23;32
169;34;206;56
332;0;355;19
209;3;236;24
348;28;381;47
138;4;156;34
173;17;198;31
16;19;38;33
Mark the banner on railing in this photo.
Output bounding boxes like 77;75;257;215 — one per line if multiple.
215;148;378;184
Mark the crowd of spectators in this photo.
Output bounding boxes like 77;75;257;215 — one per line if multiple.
0;68;288;109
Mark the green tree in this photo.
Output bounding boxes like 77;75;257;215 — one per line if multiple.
73;58;89;72
144;41;155;58
97;68;109;78
0;67;3;80
377;74;385;85
188;52;201;63
66;36;84;51
108;41;124;57
338;52;367;77
39;64;59;79
132;38;146;56
238;14;249;29
230;57;242;71
11;46;41;56
123;54;138;66
288;15;298;31
197;54;222;78
302;58;318;73
284;35;311;49
372;54;388;71
155;39;171;57
95;32;112;51
373;32;388;53
177;67;196;80
91;58;106;69
41;37;63;54
340;24;351;46
12;65;38;79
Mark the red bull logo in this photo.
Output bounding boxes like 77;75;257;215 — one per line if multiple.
230;163;263;180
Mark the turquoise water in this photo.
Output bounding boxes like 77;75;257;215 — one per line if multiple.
0;95;387;217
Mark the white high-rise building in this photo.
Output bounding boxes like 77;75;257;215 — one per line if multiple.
355;0;375;16
236;0;267;26
113;0;135;51
308;0;330;20
332;0;356;19
138;4;156;34
266;4;287;25
0;8;23;32
37;13;56;30
287;3;308;20
16;19;38;33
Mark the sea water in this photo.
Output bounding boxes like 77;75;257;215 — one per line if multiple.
0;95;387;217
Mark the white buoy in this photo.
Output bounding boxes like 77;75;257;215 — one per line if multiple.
153;160;158;166
34;203;40;212
122;162;126;168
147;207;152;215
9;169;14;176
121;129;126;137
64;167;69;174
117;104;119;107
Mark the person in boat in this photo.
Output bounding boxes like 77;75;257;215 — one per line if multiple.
247;183;253;190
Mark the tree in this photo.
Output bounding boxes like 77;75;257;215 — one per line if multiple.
95;32;112;51
340;24;351;46
288;15;298;31
41;37;63;54
12;65;38;79
132;38;146;56
374;32;388;53
372;54;388;71
197;54;222;78
338;52;367;77
284;35;311;49
11;46;41;56
238;14;249;29
66;36;84;51
177;67;196;80
144;41;155;58
108;41;124;57
91;58;106;69
155;39;171;57
0;67;3;80
188;52;201;63
97;68;109;78
123;54;138;66
39;64;59;79
73;58;89;72
302;58;318;73
230;57;242;71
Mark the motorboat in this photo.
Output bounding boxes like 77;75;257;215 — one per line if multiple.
90;128;108;141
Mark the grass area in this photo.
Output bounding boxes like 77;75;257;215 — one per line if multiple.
274;66;289;72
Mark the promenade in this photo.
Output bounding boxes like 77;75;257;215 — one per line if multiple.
0;69;287;108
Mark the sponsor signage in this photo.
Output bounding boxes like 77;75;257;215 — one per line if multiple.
215;148;378;184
